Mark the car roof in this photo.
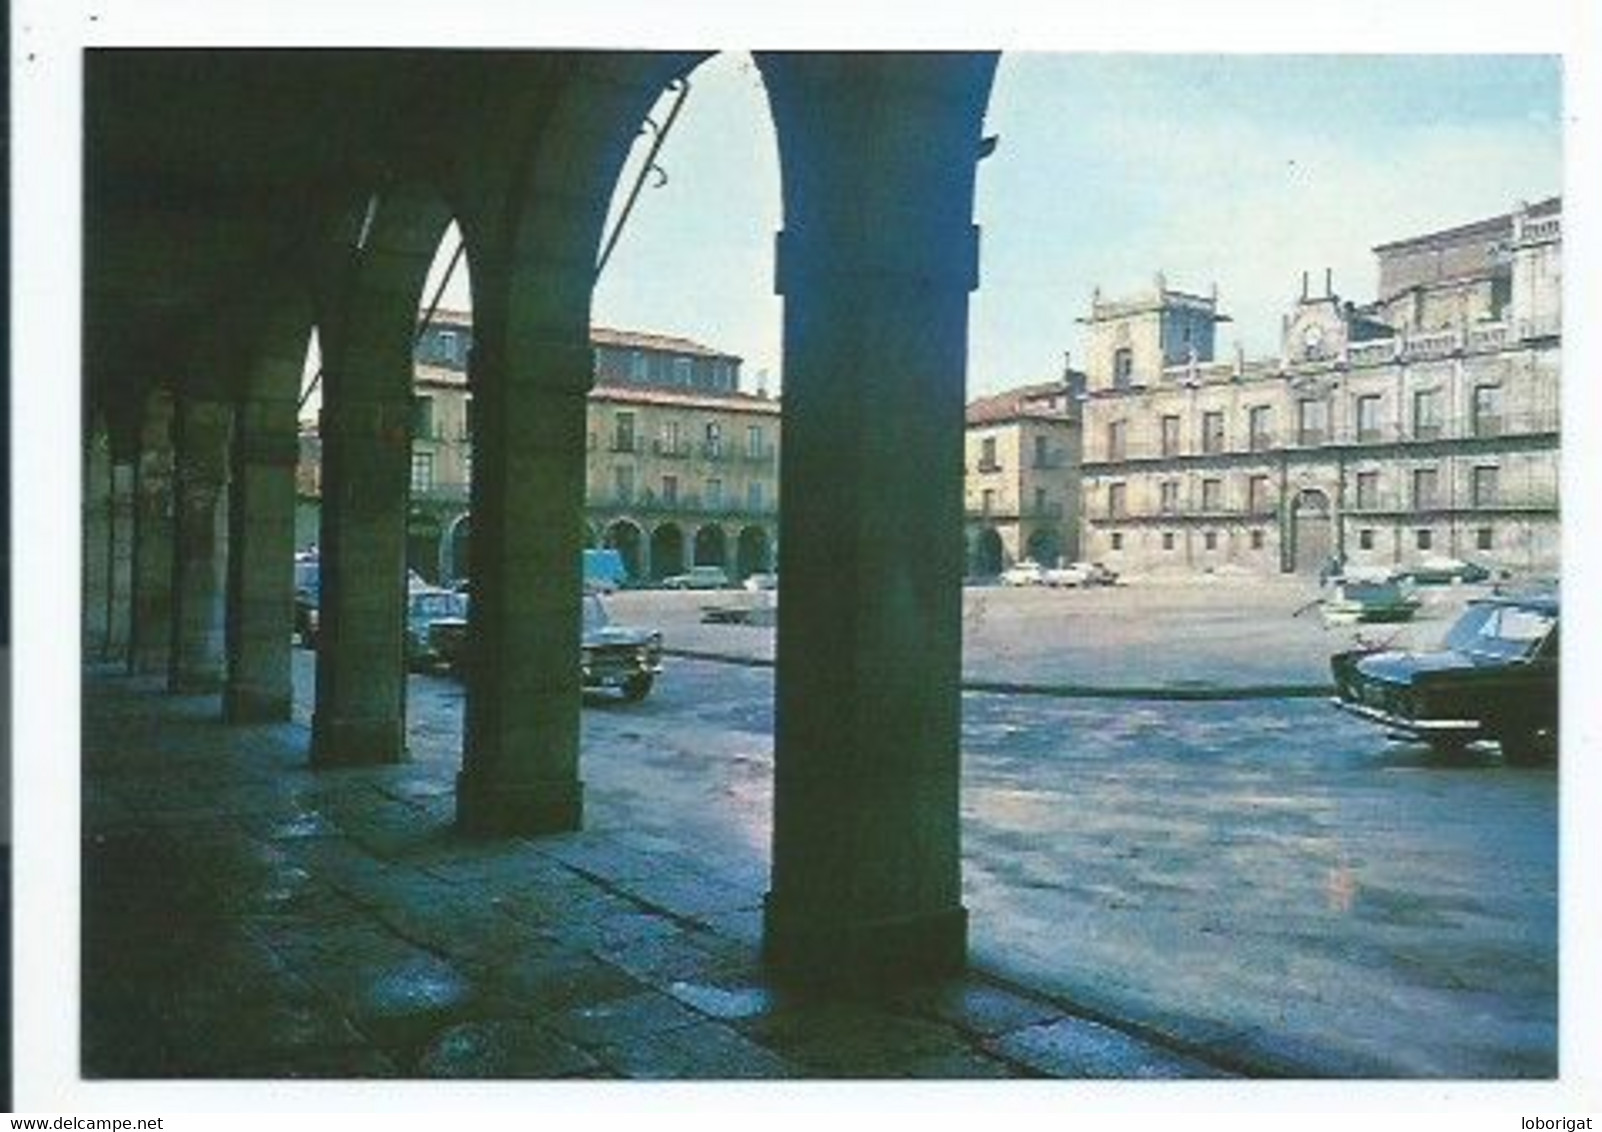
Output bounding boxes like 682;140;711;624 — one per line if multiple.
1471;591;1559;615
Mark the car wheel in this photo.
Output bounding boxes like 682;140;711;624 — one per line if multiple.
620;674;654;702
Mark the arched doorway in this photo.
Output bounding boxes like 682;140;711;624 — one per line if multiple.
406;511;443;584
604;519;646;583
974;527;1004;577
650;522;686;581
693;524;728;568
735;524;771;579
444;514;472;585
1026;528;1061;567
1292;489;1333;575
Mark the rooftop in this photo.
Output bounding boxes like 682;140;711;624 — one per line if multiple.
966;380;1080;427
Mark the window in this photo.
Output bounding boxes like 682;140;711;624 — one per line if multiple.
629;350;648;382
1247;474;1271;514
1203;531;1218;551
1113;347;1134;389
1034;435;1051;469
413;395;435;440
662;475;678;505
1412;388;1444;440
462;397;474;442
410;451;434;494
1472;465;1500;507
1107;420;1127;462
461;447;472;484
704;421;723;459
1034;487;1048;514
1355;470;1379;510
1162;532;1176;550
1201;477;1223;511
1250;529;1265;550
438;330;458;365
1356;394;1383;442
661;420;683;456
1110;532;1124;551
1412;467;1439;510
1248;406;1273;451
1297;398;1327;445
614;464;635;503
1161;414;1181;457
1159;480;1179;514
1202;410;1226;454
1358;528;1375;551
1416;528;1434;551
748;481;765;512
747;424;765;460
613;411;636;453
1108;483;1127;518
1476;526;1494;551
980;436;999;471
706;478;724;510
981;488;996;514
1473;385;1502;437
674;358;693;386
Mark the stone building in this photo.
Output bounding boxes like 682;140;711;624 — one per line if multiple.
1078;199;1561;578
963;375;1084;576
298;310;783;585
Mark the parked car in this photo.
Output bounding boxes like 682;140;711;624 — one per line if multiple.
405;584;469;671
1329;592;1558;764
1043;561;1119;588
742;572;779;592
293;553;320;647
1321;574;1421;625
1401;555;1494;586
662;565;731;590
1000;560;1045;587
430;592;663;702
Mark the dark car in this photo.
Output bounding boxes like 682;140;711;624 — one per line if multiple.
431;592;663;701
1329;593;1557;764
405;584;469;672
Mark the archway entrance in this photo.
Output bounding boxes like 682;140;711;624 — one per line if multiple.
445;514;472;585
735;525;771;579
604;519;646;583
693;524;728;568
650;522;686;581
974;528;1004;577
1026;528;1061;567
1292;489;1333;575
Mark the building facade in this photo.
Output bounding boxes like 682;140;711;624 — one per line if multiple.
1078;199;1561;578
963;377;1084;575
300;310;782;584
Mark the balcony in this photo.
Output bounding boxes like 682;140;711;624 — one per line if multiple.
652;439;693;458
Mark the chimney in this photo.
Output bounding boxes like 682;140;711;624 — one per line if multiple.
1325;267;1333;297
1301;271;1309;301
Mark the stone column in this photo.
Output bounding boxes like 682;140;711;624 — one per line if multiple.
168;398;232;693
128;394;175;676
224;393;299;722
456;325;591;835
104;455;136;663
309;389;411;764
759;53;995;985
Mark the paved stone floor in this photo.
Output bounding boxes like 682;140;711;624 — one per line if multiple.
81;668;1237;1082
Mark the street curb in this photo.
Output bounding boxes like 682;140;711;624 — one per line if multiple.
662;648;1334;701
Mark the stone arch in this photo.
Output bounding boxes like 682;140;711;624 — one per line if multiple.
604;519;647;583
735;525;772;579
650;522;686;581
1025;528;1061;567
973;527;1004;577
442;512;472;584
693;523;729;568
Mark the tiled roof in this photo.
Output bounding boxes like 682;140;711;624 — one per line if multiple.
419;308;739;362
589;382;781;415
965;380;1078;426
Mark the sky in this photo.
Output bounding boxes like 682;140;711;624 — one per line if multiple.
464;51;1566;400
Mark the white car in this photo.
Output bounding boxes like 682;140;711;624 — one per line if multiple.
1043;561;1119;588
1000;561;1045;586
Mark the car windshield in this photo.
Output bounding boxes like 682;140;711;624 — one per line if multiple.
1444;603;1555;661
582;594;609;631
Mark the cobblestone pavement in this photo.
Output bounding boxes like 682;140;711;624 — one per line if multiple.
79;578;1556;1084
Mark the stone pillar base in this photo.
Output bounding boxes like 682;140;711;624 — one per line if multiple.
455;772;583;837
311;713;406;767
762;897;968;989
224;686;292;724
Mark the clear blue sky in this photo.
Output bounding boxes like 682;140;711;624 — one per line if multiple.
563;52;1562;398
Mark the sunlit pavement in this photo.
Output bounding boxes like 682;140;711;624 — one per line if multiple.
81;579;1555;1079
